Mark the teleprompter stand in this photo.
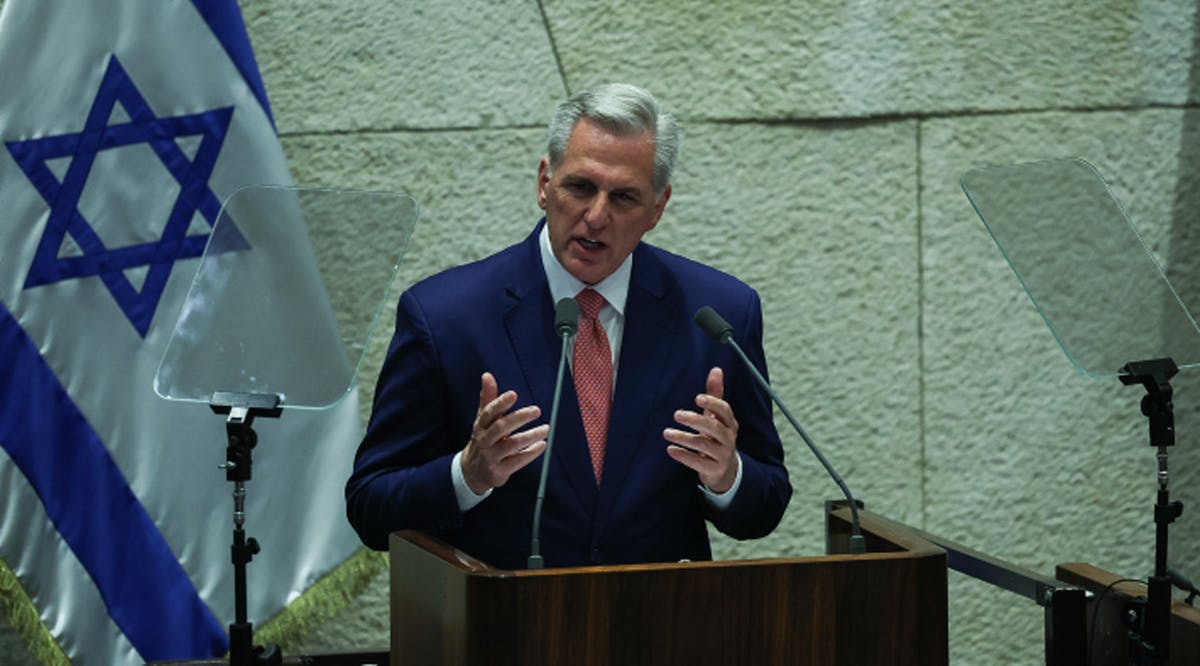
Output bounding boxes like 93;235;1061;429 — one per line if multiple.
962;158;1200;666
153;187;419;665
1119;359;1185;665
211;391;283;666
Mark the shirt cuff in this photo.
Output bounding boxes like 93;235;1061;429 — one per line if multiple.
698;452;743;511
452;450;492;512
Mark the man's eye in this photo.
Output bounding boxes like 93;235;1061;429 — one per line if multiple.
564;181;593;196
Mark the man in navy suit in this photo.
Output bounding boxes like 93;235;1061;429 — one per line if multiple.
346;83;791;569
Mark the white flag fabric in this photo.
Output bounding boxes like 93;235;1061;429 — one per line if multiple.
0;1;363;664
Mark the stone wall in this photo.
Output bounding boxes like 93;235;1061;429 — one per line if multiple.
4;1;1200;664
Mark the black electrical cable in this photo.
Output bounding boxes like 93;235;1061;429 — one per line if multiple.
1088;577;1144;664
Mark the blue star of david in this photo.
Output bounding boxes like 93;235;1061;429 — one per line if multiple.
6;55;234;337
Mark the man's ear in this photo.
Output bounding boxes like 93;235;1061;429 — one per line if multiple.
536;157;551;210
649;183;672;229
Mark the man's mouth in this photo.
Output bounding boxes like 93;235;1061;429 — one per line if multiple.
575;237;604;250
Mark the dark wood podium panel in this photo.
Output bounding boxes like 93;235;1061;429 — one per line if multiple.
148;650;388;665
1056;562;1200;666
390;507;947;666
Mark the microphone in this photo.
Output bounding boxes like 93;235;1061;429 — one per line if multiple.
694;305;733;344
528;297;579;568
694;306;866;554
1168;567;1199;606
554;298;579;336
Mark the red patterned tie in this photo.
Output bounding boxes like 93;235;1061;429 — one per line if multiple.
573;288;612;485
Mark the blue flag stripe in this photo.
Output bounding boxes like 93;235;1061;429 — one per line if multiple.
0;301;229;661
190;0;276;129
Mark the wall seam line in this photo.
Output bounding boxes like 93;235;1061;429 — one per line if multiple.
535;0;571;95
916;117;929;532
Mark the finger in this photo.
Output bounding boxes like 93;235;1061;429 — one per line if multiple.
706;367;724;401
693;394;737;430
496;439;548;477
478;372;498;409
666;444;721;476
494;423;550;456
475;390;519;433
484;404;543;445
663;427;720;460
673;409;734;447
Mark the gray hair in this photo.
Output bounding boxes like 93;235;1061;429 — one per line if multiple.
546;83;680;198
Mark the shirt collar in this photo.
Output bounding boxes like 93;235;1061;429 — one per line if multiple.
539;223;631;316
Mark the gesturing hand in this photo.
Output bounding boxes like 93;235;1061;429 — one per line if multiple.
460;372;549;494
663;367;739;493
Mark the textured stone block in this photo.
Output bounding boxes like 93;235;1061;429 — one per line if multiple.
652;120;922;558
921;108;1200;664
245;1;565;132
280;128;547;423
542;0;1197;120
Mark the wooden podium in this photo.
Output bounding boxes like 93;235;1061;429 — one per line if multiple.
388;505;947;665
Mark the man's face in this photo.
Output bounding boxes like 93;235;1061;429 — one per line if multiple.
537;118;671;285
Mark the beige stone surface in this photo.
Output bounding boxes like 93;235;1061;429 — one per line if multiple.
653;120;922;557
542;0;1198;120
287;565;390;655
5;1;1200;665
921;107;1200;664
280;128;547;426
244;1;565;132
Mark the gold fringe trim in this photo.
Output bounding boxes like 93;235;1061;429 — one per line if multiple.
255;546;388;651
0;556;70;666
0;548;384;664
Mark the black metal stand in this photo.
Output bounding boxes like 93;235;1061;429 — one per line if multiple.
210;391;283;666
1119;359;1185;666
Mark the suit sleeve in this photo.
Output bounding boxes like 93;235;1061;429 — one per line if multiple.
344;289;466;550
707;288;793;539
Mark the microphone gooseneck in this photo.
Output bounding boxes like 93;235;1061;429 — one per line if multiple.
1168;566;1200;605
693;306;866;554
528;298;579;569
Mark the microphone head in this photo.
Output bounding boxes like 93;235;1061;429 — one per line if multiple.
694;306;733;344
1168;566;1199;593
554;298;580;337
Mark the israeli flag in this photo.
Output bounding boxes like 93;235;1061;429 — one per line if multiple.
0;1;363;664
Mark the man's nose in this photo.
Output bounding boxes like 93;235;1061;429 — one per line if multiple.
583;194;611;227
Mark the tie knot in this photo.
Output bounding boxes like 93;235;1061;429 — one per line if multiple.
576;288;605;319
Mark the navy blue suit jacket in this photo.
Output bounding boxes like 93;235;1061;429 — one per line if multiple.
346;222;791;569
